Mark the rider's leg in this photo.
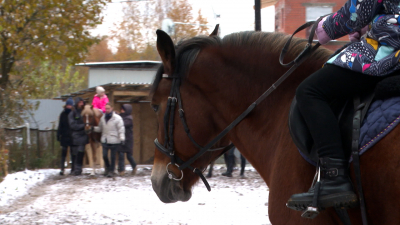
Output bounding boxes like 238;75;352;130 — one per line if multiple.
287;64;382;210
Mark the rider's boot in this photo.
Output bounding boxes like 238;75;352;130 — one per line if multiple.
286;157;358;211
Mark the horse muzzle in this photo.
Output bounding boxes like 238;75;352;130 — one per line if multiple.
151;169;192;203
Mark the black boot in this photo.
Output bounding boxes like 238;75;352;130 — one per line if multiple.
221;172;232;177
286;157;358;211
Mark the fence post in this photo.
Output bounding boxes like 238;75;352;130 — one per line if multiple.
36;129;40;158
51;129;55;168
26;123;31;169
23;127;28;169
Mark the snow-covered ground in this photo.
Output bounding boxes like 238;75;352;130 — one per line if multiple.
0;165;270;225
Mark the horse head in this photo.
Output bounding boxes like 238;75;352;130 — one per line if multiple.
150;27;233;203
81;104;102;134
150;26;332;204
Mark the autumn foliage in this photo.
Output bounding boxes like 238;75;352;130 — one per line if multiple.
86;0;210;62
0;0;109;127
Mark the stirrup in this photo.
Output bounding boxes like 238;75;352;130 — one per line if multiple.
303;166;322;219
301;206;319;219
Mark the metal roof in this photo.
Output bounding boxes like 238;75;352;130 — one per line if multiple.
53;82;152;102
76;61;161;68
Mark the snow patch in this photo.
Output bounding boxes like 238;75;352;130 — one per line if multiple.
0;169;59;207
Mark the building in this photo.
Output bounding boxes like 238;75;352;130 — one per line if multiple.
270;0;350;51
56;61;161;165
25;99;65;130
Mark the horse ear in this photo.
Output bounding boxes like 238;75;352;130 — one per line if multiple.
209;24;220;37
156;29;176;76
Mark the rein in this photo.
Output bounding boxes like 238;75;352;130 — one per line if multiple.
154;18;323;191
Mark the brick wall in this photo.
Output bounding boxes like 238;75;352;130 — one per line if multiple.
275;0;350;51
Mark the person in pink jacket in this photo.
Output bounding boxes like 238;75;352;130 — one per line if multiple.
92;86;109;113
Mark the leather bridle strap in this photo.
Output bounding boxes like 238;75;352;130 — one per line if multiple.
279;15;328;68
177;19;324;171
155;138;235;191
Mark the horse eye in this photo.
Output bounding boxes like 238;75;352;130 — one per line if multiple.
151;104;159;112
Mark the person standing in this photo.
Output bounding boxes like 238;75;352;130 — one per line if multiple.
57;97;74;175
68;97;88;176
94;103;125;177
221;148;235;177
117;104;137;176
239;153;246;177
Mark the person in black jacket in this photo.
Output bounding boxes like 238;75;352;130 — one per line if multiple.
117;104;137;176
68;97;88;176
57;97;74;175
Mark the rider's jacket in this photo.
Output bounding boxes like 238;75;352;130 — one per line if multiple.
317;0;400;76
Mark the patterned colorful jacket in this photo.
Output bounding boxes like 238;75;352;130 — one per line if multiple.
316;0;400;76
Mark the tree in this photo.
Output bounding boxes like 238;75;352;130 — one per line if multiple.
112;37;138;61
0;0;109;127
111;0;209;61
0;0;109;88
24;62;86;99
86;37;114;62
166;0;198;42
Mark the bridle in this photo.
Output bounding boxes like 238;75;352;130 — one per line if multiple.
154;18;323;191
154;74;235;191
84;114;95;134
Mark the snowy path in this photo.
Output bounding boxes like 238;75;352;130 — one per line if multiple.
0;166;270;225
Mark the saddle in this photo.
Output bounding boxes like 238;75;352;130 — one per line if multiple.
289;73;400;165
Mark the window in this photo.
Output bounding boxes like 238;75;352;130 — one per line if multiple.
305;6;332;22
303;4;334;38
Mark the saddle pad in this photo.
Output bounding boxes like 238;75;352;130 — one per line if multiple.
358;96;400;156
299;96;400;166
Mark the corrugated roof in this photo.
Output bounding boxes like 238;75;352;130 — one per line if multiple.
76;61;161;67
53;82;151;101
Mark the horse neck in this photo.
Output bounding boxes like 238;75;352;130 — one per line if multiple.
189;46;327;185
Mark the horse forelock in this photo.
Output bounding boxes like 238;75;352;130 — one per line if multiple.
150;32;332;94
150;35;222;95
81;105;94;116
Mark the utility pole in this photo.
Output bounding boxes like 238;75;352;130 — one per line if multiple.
255;0;261;31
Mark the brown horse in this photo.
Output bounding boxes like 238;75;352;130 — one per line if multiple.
150;30;400;224
82;105;103;175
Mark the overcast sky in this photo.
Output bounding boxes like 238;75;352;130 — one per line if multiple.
91;0;275;50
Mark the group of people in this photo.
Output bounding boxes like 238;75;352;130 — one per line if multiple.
57;86;137;177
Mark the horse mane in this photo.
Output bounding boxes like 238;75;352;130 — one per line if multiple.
81;105;94;116
151;31;333;94
81;104;102;118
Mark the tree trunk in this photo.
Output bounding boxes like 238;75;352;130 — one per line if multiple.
0;43;12;89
